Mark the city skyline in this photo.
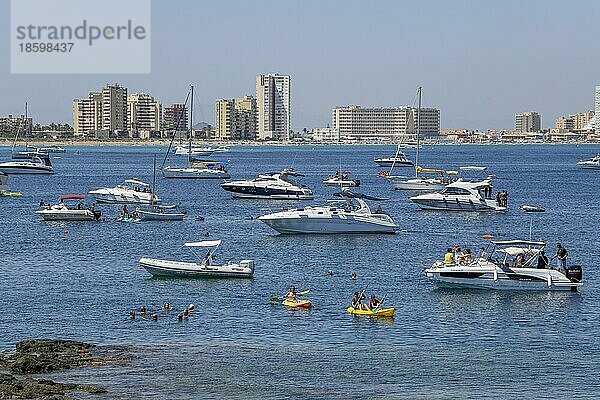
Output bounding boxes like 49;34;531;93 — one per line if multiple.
1;0;599;129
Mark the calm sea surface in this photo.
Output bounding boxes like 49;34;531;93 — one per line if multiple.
0;144;599;399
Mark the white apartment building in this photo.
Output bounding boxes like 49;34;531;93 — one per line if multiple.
72;92;102;136
515;111;541;132
311;127;339;142
101;84;128;133
256;73;290;140
127;93;162;137
332;105;439;140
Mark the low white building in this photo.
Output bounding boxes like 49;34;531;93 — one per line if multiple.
312;127;339;142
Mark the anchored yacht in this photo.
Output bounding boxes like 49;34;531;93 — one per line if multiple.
36;194;101;221
374;151;414;168
410;179;506;212
323;170;360;187
163;160;230;179
0;156;54;174
577;154;600;169
88;179;160;204
424;240;582;291
258;190;397;234
220;168;313;200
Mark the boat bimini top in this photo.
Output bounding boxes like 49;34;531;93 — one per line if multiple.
124;179;149;187
183;240;222;265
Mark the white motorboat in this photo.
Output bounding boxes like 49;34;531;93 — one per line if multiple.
258;190;398;234
410;179;506;212
374;151;414;168
388;166;458;191
323;170;360;187
38;145;66;153
163;160;230;179
36;194;101;221
577;154;600;169
137;205;186;221
0;156;54;174
88;179;160;204
424;240;583;291
174;145;216;157
220;168;313;200
139;240;255;278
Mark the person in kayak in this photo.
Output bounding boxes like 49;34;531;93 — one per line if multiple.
369;294;381;310
285;286;298;302
351;292;369;310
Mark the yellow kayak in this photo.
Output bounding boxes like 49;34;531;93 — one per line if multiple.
282;299;312;308
347;307;395;317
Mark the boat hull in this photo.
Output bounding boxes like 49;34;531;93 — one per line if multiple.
389;178;446;191
0;164;53;174
374;160;413;167
282;299;312;308
425;272;580;291
258;214;397;234
139;257;254;278
163;167;230;179
347;307;395;317
221;184;314;200
36;209;98;221
411;197;506;212
138;210;185;221
88;190;157;205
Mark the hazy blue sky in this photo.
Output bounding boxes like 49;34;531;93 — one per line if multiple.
1;0;598;130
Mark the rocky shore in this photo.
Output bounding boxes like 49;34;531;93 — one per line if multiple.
0;339;127;399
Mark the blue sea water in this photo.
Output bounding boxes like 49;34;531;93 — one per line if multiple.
0;144;599;399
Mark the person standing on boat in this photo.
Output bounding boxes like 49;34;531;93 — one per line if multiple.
537;250;549;269
551;243;568;274
444;248;454;264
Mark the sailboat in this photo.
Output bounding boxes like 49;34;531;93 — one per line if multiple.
386;87;451;191
137;155;186;221
162;85;230;179
0;103;54;175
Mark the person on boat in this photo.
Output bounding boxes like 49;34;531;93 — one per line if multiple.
122;204;129;218
444;248;454;264
463;248;473;264
375;205;383;214
495;192;501;206
39;199;45;207
454;246;466;264
551;243;568;274
515;252;526;267
369;294;381;310
501;191;509;207
285;286;298;302
77;202;83;210
537;250;549;269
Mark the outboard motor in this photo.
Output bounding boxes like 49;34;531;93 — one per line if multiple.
566;265;582;283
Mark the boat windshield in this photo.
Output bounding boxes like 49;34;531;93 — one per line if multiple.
441;186;471;195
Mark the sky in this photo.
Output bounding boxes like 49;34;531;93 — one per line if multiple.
0;0;599;130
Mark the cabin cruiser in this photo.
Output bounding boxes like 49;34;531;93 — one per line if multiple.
139;239;254;278
88;179;160;204
220;168;313;200
36;194;101;221
424;240;583;291
258;190;397;234
577;154;600;169
387;166;458;191
163;160;230;179
0;156;54;174
323;170;360;187
374;151;413;167
410;179;506;212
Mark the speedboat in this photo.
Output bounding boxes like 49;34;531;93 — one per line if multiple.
258;190;397;234
387;166;458;191
139;240;255;278
410;179;506;212
0;172;22;196
0;156;54;174
220;168;313;200
36;194;101;221
424;240;583;291
577;154;600;169
374;151;413;167
137;204;186;221
163;160;230;179
88;179;160;204
323;170;360;187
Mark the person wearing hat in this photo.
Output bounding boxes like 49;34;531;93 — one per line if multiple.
551;243;568;274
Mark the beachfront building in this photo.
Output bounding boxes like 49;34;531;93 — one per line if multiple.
127;93;162;138
0;113;33;136
555;110;594;133
595;85;600;134
163;103;189;134
101;84;128;134
72;92;102;136
311;127;339;142
331;105;439;141
515;111;541;132
256;73;291;141
215;96;257;140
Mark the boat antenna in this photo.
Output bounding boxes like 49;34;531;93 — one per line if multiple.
415;86;421;178
162;87;191;168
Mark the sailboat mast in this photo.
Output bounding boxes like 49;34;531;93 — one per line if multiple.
152;154;156;208
415;86;421;178
188;85;194;164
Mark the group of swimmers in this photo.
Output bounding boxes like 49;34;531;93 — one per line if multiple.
129;303;196;322
120;205;139;220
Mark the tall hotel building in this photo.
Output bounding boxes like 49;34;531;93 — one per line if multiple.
215;96;257;140
127;93;162;136
73;92;102;136
163;104;189;132
101;84;128;133
332;105;440;140
515;111;541;132
256;73;290;140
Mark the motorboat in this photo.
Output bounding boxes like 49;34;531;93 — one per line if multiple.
0;156;54;174
137;204;186;221
323;170;360;187
174;145;216;157
577;154;600;169
374;151;413;167
38;145;66;153
258;189;397;234
424;240;583;291
387;166;458;191
139;240;255;278
0;172;22;196
36;194;101;221
163;160;230;179
410;179;506;212
220;168;313;200
88;179;160;204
